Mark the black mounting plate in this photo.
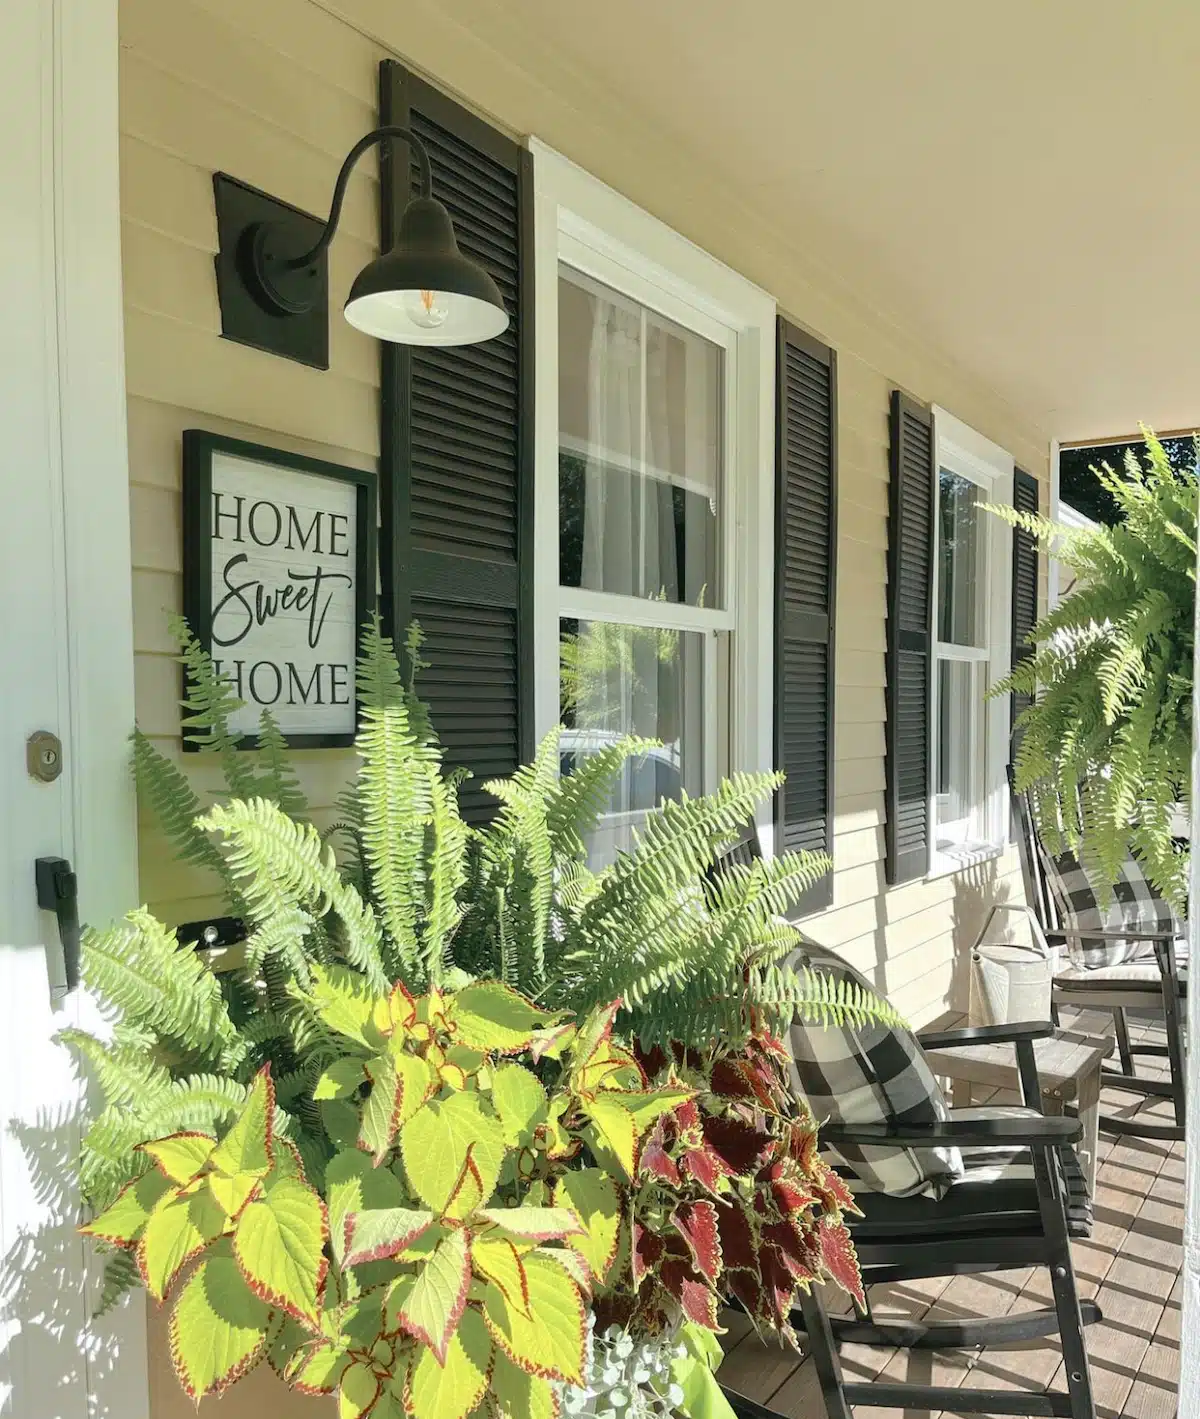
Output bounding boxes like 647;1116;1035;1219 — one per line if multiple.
212;172;330;370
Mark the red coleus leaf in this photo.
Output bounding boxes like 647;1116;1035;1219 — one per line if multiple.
709;1059;755;1101
762;1221;817;1284
758;1243;801;1328
641;1119;681;1186
630;1222;665;1289
727;1268;771;1328
670;1201;722;1285
702;1114;772;1177
680;1144;727;1194
635;1043;669;1080
812;1161;861;1217
762;1160;818;1218
659;1257;718;1329
714;1200;757;1273
818;1215;864;1307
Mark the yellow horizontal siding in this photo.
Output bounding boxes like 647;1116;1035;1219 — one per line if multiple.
122;0;1050;1177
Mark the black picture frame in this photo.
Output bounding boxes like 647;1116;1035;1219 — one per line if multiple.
181;429;377;750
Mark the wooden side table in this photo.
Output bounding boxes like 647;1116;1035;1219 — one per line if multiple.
921;1009;1114;1195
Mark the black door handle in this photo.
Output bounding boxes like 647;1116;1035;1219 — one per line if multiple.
36;856;80;996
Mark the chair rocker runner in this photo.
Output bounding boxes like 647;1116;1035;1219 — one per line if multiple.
1010;769;1187;1144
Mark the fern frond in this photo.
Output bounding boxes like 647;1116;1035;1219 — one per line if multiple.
169;613;257;798
200;798;388;991
81;912;242;1070
254;711;308;817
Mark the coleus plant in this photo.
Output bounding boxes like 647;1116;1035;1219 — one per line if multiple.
605;1032;863;1343
80;969;862;1418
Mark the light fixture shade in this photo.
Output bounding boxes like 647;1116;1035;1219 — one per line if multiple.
343;196;508;346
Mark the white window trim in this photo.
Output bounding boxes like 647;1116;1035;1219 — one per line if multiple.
528;140;778;848
928;408;1014;878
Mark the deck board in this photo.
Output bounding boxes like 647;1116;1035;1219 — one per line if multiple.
720;1011;1183;1418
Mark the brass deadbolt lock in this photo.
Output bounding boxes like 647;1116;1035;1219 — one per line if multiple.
27;731;63;783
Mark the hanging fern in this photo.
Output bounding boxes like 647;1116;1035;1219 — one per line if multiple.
988;430;1195;906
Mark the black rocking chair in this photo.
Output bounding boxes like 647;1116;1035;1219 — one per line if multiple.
722;1021;1100;1419
1010;771;1187;1144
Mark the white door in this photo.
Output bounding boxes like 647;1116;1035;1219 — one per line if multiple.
0;1;148;1415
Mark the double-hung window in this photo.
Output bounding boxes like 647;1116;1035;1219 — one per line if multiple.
531;143;776;865
930;409;1014;871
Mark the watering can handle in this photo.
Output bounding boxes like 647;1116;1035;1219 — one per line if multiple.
975;903;1053;962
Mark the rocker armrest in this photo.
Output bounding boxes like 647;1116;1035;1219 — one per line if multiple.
820;1114;1082;1150
917;1020;1056;1051
1056;926;1179;942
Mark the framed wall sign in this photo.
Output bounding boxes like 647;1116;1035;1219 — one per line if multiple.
182;430;377;749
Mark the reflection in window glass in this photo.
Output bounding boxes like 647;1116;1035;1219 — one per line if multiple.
936;659;980;839
559;617;705;866
938;469;983;647
557;268;721;608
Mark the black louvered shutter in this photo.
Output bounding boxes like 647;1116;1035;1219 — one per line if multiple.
1010;467;1040;739
885;392;935;884
774;320;837;914
378;61;533;823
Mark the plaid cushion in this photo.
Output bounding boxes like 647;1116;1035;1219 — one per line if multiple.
787;941;963;1199
1040;847;1184;969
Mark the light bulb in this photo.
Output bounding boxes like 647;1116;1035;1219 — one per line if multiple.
402;287;451;330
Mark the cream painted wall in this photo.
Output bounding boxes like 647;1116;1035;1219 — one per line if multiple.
120;2;1045;1409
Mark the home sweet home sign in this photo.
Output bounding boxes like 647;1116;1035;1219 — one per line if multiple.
182;431;377;747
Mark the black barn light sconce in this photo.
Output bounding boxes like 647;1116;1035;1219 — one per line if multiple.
212;126;508;369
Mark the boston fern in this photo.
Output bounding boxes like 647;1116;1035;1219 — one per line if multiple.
988;433;1196;905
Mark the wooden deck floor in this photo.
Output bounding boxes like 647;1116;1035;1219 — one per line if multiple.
719;1012;1184;1418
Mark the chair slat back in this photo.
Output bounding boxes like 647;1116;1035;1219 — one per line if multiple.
1007;766;1061;936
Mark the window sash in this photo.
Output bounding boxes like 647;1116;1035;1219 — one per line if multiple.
928;410;1015;873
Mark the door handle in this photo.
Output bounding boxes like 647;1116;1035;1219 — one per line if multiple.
35;855;80;997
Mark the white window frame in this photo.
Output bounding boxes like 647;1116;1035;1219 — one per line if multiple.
528;141;778;847
929;408;1014;877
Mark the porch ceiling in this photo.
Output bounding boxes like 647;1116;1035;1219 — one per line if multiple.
428;0;1200;443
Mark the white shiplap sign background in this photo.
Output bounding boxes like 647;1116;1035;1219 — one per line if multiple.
207;451;359;739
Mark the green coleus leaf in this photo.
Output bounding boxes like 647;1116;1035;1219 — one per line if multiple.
342;1207;436;1267
359;1051;437;1164
314;1058;367;1101
482;1250;586;1385
401;1092;506;1217
139;1131;216;1185
580;1095;640;1180
470;1236;530;1317
450;981;565;1054
168;1252;273;1400
490;1345;558;1419
209;1066;274;1214
307;965;382;1050
393;1226;470;1363
80;1169;173;1245
405;1306;491;1419
337;1359;380;1419
138;1185;228;1301
554;1168;622;1283
490;1063;548;1148
284;1338;351;1395
358;1055;403;1165
325;1148;408;1263
233;1172;328;1325
474;1207;583;1243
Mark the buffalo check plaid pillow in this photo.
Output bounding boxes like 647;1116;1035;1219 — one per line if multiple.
787;940;963;1199
1040;848;1183;969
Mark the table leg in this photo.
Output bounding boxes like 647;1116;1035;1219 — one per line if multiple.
1074;1064;1102;1197
950;1078;974;1109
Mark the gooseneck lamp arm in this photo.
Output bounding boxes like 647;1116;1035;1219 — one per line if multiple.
289;126;433;270
238;122;508;346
